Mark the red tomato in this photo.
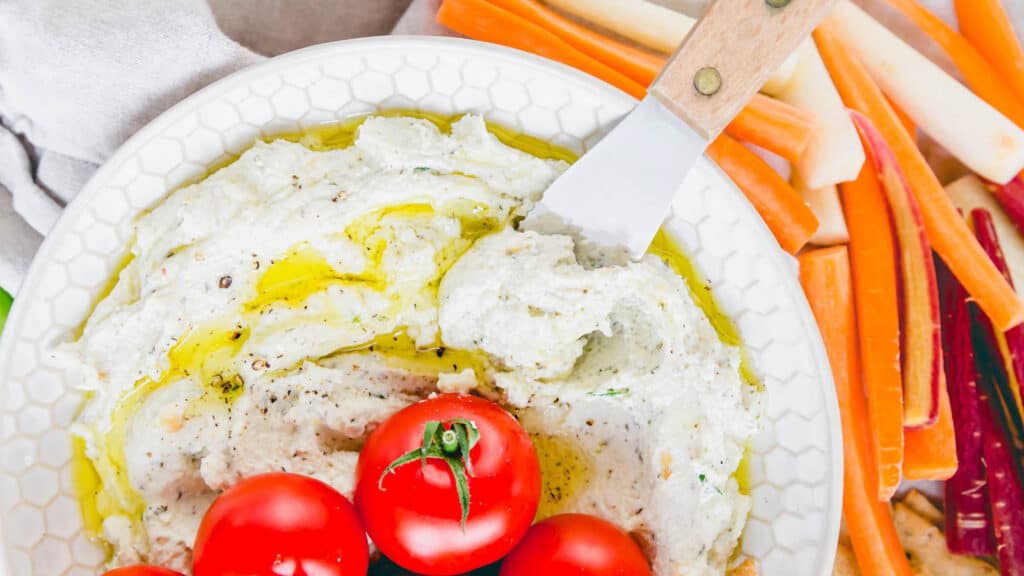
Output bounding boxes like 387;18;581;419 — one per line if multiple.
192;472;368;576
354;394;541;575
102;568;184;576
499;514;652;576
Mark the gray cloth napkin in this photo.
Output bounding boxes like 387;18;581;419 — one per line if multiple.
0;0;423;295
0;0;1020;296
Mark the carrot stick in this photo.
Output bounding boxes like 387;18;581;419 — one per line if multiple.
903;368;958;481
851;111;943;429
799;247;914;576
436;0;647;98
970;294;1024;571
707;135;818;254
437;0;816;163
937;256;995;555
954;0;1024;107
727;94;817;164
977;377;1024;574
816;20;1024;332
838;161;904;500
887;96;915;141
883;0;1024;130
972;208;1024;420
485;0;663;85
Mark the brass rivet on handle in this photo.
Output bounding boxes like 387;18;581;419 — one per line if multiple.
765;0;792;7
693;67;722;96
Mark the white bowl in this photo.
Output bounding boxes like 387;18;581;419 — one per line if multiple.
0;37;841;576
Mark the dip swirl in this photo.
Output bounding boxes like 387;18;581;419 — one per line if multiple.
63;115;759;575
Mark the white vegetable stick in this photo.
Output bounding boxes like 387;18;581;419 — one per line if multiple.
827;2;1024;184
793;172;849;246
741;142;792;182
543;0;797;93
946;175;1024;297
760;55;800;97
545;0;690;54
775;40;865;189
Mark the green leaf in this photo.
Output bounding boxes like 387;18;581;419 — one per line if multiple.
421;420;442;466
446;457;472;530
376;417;481;528
455;423;473;476
378;448;427;490
0;288;11;335
448;418;480;448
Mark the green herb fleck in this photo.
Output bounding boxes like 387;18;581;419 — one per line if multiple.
698;473;706;483
414;166;431;172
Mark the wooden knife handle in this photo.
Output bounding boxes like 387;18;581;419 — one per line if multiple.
649;0;836;140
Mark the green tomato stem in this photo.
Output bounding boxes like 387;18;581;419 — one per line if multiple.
377;417;481;528
441;429;459;454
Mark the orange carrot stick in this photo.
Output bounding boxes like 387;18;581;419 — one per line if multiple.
887;96;915;140
816;20;1024;332
727;94;817;164
436;0;647;98
883;0;1024;130
852;112;943;430
485;0;663;85
799;247;914;576
838;161;904;500
437;0;816;163
707;135;819;254
903;368;958;481
954;0;1024;106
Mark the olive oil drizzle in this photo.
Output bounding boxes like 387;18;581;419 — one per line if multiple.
332;330;492;380
72;112;756;548
74;116;517;538
88;323;252;523
530;432;593;520
648;230;759;389
275;110;577;164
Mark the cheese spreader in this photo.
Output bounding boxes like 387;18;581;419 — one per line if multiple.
524;0;837;258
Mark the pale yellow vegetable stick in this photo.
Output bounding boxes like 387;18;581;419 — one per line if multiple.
542;0;797;94
827;2;1024;184
777;40;865;189
793;173;849;246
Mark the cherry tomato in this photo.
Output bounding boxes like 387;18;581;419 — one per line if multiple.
355;394;541;575
192;472;368;576
102;568;184;576
499;514;652;576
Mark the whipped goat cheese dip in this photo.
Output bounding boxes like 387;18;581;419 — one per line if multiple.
61;115;761;575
